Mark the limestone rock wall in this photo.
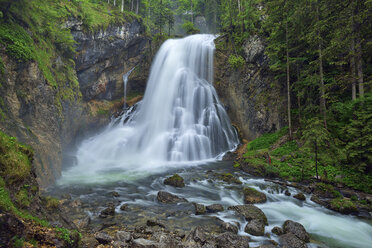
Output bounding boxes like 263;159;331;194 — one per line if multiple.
214;35;286;140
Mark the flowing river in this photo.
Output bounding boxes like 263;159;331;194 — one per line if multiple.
54;35;372;248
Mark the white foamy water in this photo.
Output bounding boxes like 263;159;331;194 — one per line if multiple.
59;34;238;185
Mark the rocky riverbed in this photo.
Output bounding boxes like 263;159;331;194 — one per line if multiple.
47;161;372;248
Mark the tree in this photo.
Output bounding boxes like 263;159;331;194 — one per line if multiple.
302;117;331;179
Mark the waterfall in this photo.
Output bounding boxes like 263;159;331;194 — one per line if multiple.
123;67;135;108
60;34;239;184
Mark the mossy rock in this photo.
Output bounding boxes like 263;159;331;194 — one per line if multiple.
215;173;242;184
314;183;341;199
243;187;267;204
329;198;358;214
240;160;266;177
164;174;185;188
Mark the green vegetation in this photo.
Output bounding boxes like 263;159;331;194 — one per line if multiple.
242;126;372;193
0;131;33;185
182;21;199;35
228;54;245;69
42;196;60;210
0;0;141;116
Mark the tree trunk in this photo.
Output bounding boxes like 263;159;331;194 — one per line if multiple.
317;1;327;129
297;65;301;123
136;0;139;14
354;0;364;98
315;141;318;180
131;0;134;12
286;22;292;139
190;0;193;23
121;0;124;12
356;34;364;97
351;38;357;100
114;0;116;6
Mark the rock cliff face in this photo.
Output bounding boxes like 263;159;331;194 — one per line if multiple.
0;19;149;187
72;19;149;101
214;35;286;140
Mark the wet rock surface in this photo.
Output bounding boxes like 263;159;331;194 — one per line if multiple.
228;205;268;225
164;174;185;188
157;191;188;204
282;220;310;243
206;204;224;213
243;187;267;204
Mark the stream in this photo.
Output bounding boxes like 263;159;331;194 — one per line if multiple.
52;161;372;248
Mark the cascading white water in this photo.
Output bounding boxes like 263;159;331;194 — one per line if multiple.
60;34;239;184
123;67;135;108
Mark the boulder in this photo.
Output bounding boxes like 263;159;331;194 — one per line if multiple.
215;232;250;248
293;193;306;201
95;232;113;244
214;173;242;184
146;219;166;228
271;226;283;236
73;216;91;229
112;191;120;197
279;233;307;248
244;219;265;236
99;205;115;218
228;205;268;225
185;226;207;245
164;174;185;187
284;190;291;196
193;203;206;215
120;204;128;211
243;187;267;204
157;191;188;204
132;238;159;248
282;220;310;242
220;222;239;234
112;240;127;248
206;204;224;213
115;231;132;242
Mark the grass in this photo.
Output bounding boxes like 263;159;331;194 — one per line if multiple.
0;131;33;185
240;127;372;193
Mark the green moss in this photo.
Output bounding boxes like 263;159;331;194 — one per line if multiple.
243;187;261;196
11;236;25;248
164;173;185;187
0;131;33;185
42;196;60;210
216;173;242;184
228;54;245;69
55;227;80;246
15;189;30;208
0;57;4;75
330;198;357;213
97;108;109;116
0;23;34;62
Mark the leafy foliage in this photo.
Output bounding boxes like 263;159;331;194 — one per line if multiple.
228;54;245;69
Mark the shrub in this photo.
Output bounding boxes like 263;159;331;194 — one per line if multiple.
228;54;245;69
182;21;200;35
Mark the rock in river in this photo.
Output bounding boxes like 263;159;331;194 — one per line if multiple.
244;219;265;236
228;205;268;225
206;204;224;213
282;220;310;243
164;174;185;188
157;191;188;204
243;187;267;204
